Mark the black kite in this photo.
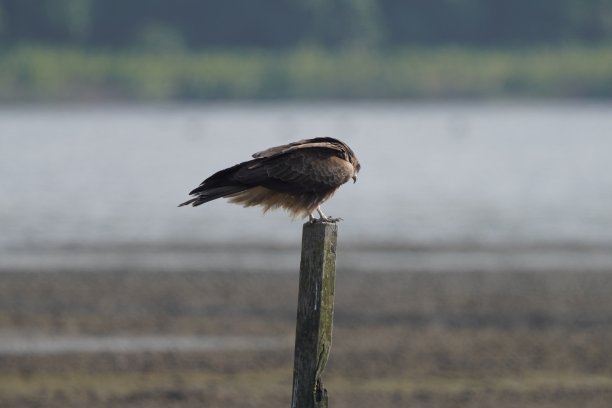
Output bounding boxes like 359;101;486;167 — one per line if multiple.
179;137;360;221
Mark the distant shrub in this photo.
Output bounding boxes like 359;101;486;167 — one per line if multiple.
1;45;612;101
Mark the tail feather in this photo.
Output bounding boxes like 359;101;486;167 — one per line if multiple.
178;185;247;207
179;158;261;208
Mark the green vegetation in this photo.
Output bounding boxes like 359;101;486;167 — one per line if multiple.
2;45;612;101
2;1;612;100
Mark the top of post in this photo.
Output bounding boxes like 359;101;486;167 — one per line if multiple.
302;220;339;234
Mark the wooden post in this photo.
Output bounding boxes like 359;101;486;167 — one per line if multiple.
291;221;338;408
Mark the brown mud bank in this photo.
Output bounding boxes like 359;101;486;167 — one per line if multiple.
1;269;611;407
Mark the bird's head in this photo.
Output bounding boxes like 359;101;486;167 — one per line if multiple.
352;161;361;183
313;137;361;183
348;149;360;183
340;141;360;183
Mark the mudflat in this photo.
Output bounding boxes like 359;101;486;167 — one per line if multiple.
1;269;611;407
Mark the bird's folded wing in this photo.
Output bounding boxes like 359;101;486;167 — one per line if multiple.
237;149;353;193
251;138;347;159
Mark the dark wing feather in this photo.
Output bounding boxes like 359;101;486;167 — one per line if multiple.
252;137;349;159
235;148;353;193
178;162;252;207
187;162;246;195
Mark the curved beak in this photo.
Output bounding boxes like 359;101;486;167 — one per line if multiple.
352;175;357;183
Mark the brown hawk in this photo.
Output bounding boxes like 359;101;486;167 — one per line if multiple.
179;137;360;222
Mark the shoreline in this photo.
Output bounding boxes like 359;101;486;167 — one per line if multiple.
3;242;612;273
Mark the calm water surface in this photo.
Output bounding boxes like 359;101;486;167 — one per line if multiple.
1;102;611;271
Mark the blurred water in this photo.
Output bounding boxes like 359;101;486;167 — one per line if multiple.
1;102;612;271
0;334;288;355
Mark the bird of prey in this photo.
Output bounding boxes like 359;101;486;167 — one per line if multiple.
179;137;360;222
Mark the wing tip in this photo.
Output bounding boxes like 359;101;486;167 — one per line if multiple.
178;198;197;207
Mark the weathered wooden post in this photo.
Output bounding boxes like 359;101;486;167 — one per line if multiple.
291;221;338;408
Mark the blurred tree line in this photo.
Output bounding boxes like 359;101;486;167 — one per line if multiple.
1;0;611;50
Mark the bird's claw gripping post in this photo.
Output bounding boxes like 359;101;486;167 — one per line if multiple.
310;207;343;223
308;215;343;224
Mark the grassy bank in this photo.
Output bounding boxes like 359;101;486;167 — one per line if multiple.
1;45;612;101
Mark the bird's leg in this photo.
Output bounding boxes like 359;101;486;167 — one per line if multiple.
316;206;342;223
316;207;327;219
308;213;316;223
